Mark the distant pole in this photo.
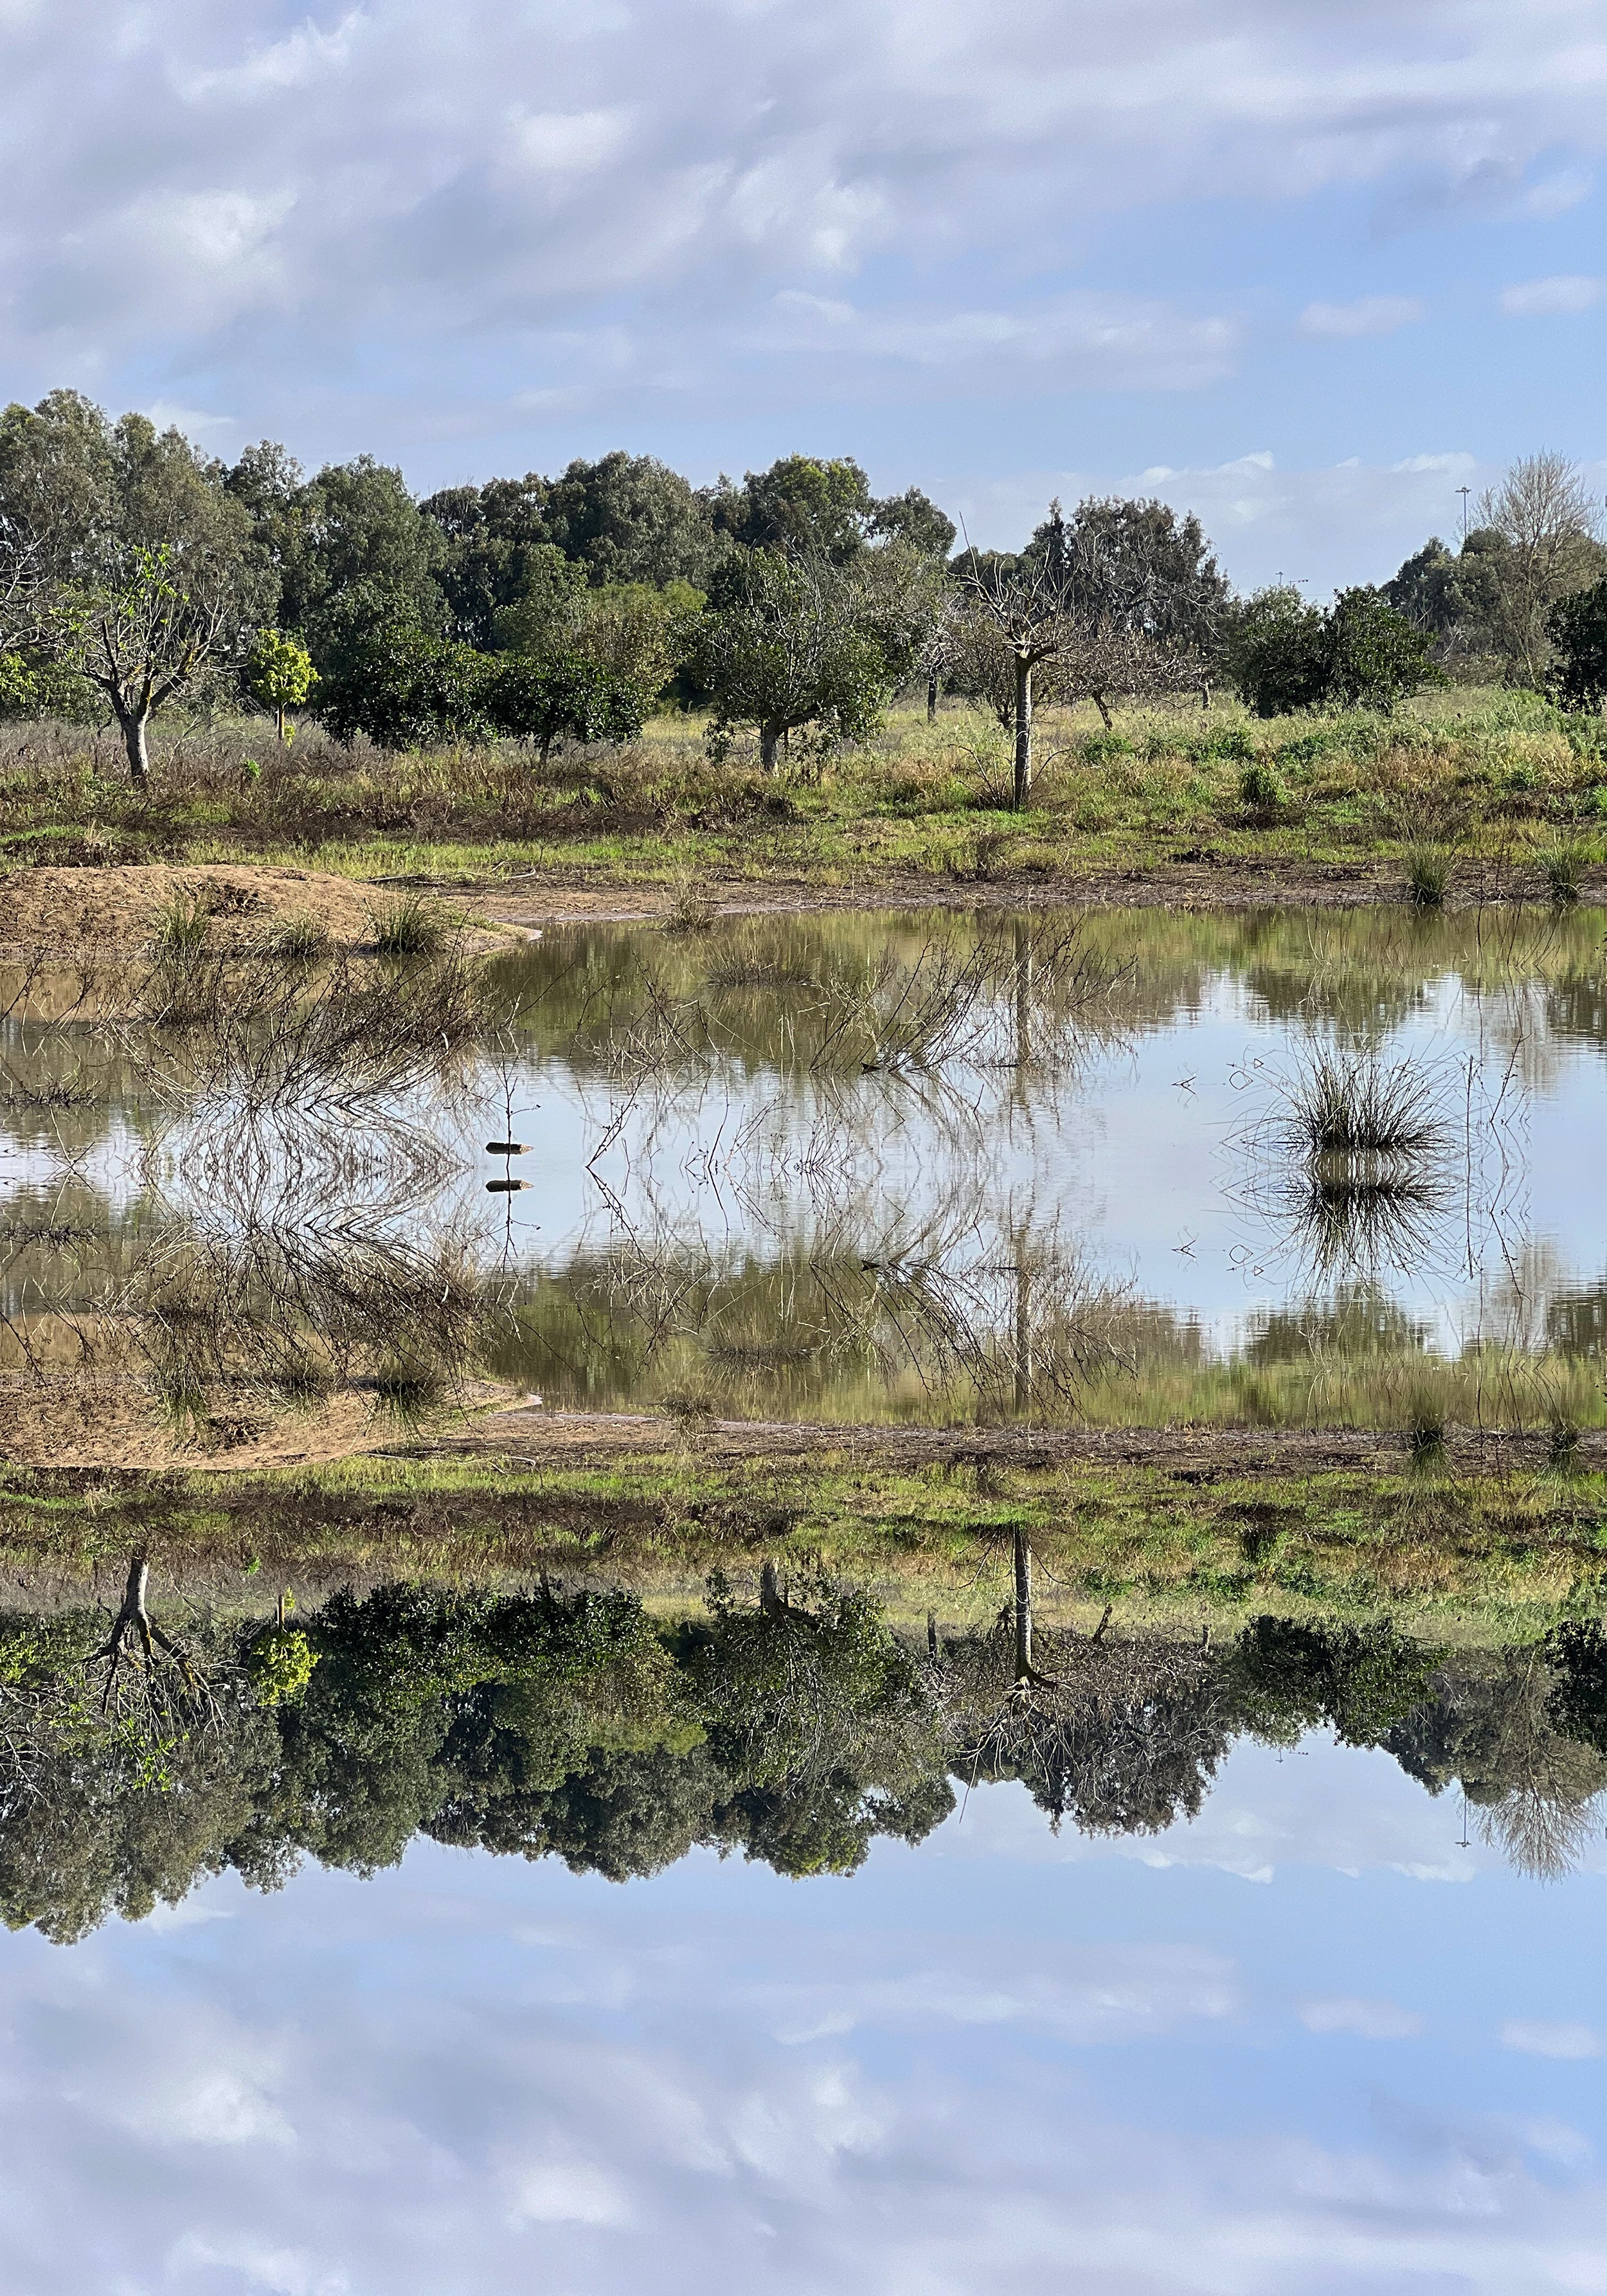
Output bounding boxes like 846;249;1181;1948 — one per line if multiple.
1457;485;1471;545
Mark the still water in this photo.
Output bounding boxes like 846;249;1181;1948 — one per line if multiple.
2;1732;1601;2295
1;904;1604;2290
5;903;1604;1433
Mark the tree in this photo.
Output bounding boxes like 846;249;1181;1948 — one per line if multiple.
1383;536;1486;665
953;502;1200;804
1469;453;1607;687
713;455;875;563
1324;586;1438;712
311;583;492;748
694;548;902;770
1227;586;1331;717
485;651;646;762
1548;578;1607;712
420;474;553;647
542;452;715;587
870;485;956;563
278;456;445;664
246;628;318;741
0;395;265;781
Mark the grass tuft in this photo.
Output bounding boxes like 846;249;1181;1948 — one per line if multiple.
1404;845;1450;909
369;892;451;957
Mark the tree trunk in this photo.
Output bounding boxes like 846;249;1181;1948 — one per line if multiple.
117;705;150;786
1199;678;1212;712
1091;690;1113;732
1012;656;1033;809
1012;1524;1034;1682
759;721;780;773
276;703;287;742
926;669;939;722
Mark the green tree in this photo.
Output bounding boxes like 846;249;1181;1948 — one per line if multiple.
278;456;445;664
543;451;715;587
1548;578;1607;712
1324;584;1438;712
485;651;645;762
0;395;265;781
312;583;491;748
714;455;875;563
694;549;901;771
421;474;553;647
246;627;318;740
1226;585;1331;717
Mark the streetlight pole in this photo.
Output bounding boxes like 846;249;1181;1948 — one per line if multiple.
1457;485;1471;545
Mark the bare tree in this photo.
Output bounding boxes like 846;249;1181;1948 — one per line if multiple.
953;503;1202;807
1473;453;1606;687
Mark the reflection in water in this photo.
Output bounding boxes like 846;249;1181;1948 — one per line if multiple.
2;904;1607;1447
3;1555;1603;1943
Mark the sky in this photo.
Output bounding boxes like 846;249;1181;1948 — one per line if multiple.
0;1737;1602;2295
0;0;1603;592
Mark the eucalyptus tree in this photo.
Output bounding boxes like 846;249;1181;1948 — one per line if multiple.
0;392;266;781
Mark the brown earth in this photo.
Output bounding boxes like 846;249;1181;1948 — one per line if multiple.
0;863;526;954
466;853;1594;930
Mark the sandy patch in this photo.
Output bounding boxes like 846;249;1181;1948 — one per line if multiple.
0;863;521;954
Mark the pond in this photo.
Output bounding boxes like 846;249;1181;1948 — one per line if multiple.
0;1571;1601;2294
3;904;1604;1445
1;899;1604;2288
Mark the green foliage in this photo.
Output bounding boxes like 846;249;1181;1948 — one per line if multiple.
369;892;451;956
1237;758;1286;815
1549;579;1607;713
1230;1615;1446;1748
1228;584;1434;718
697;550;902;768
246;628;318;731
1228;586;1330;716
1545;1621;1607;1757
1325;585;1439;712
247;1623;318;1706
486;649;646;758
312;583;493;748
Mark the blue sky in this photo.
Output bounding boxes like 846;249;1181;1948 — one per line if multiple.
0;0;1602;590
0;1737;1601;2294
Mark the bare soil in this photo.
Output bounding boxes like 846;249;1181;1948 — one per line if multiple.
0;863;525;954
467;854;1590;930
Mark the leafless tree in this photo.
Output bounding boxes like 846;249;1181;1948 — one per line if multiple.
1473;453;1606;687
953;503;1202;807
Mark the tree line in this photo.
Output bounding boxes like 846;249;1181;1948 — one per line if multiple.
1;388;1603;804
1;1560;1602;1942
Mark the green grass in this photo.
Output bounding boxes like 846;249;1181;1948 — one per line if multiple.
1;689;1603;894
3;1444;1602;1640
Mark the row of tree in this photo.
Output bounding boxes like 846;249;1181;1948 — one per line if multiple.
1;389;1603;800
1;1559;1602;1942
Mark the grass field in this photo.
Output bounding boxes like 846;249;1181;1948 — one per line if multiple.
4;1436;1603;1640
1;686;1603;895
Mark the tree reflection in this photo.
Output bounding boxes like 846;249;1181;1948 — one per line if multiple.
1;1557;1601;1941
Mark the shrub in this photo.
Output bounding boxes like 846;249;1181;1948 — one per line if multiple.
486;650;645;761
149;892;211;955
1238;759;1286;816
370;892;451;956
1548;577;1607;713
247;1624;318;1706
1405;845;1450;908
1080;730;1135;766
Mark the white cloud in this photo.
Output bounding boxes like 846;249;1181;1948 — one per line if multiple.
1298;294;1423;338
1300;1996;1426;2039
0;0;1597;439
1500;274;1604;315
1501;2020;1604;2060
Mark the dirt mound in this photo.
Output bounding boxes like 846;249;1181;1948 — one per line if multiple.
0;863;509;954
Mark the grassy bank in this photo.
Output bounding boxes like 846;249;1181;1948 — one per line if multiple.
4;1438;1603;1641
2;687;1604;896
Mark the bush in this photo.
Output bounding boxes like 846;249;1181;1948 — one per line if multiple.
486;651;646;759
313;583;493;748
1324;586;1438;713
1228;586;1330;717
1549;578;1607;714
247;1623;318;1707
1229;584;1436;718
1238;759;1286;816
